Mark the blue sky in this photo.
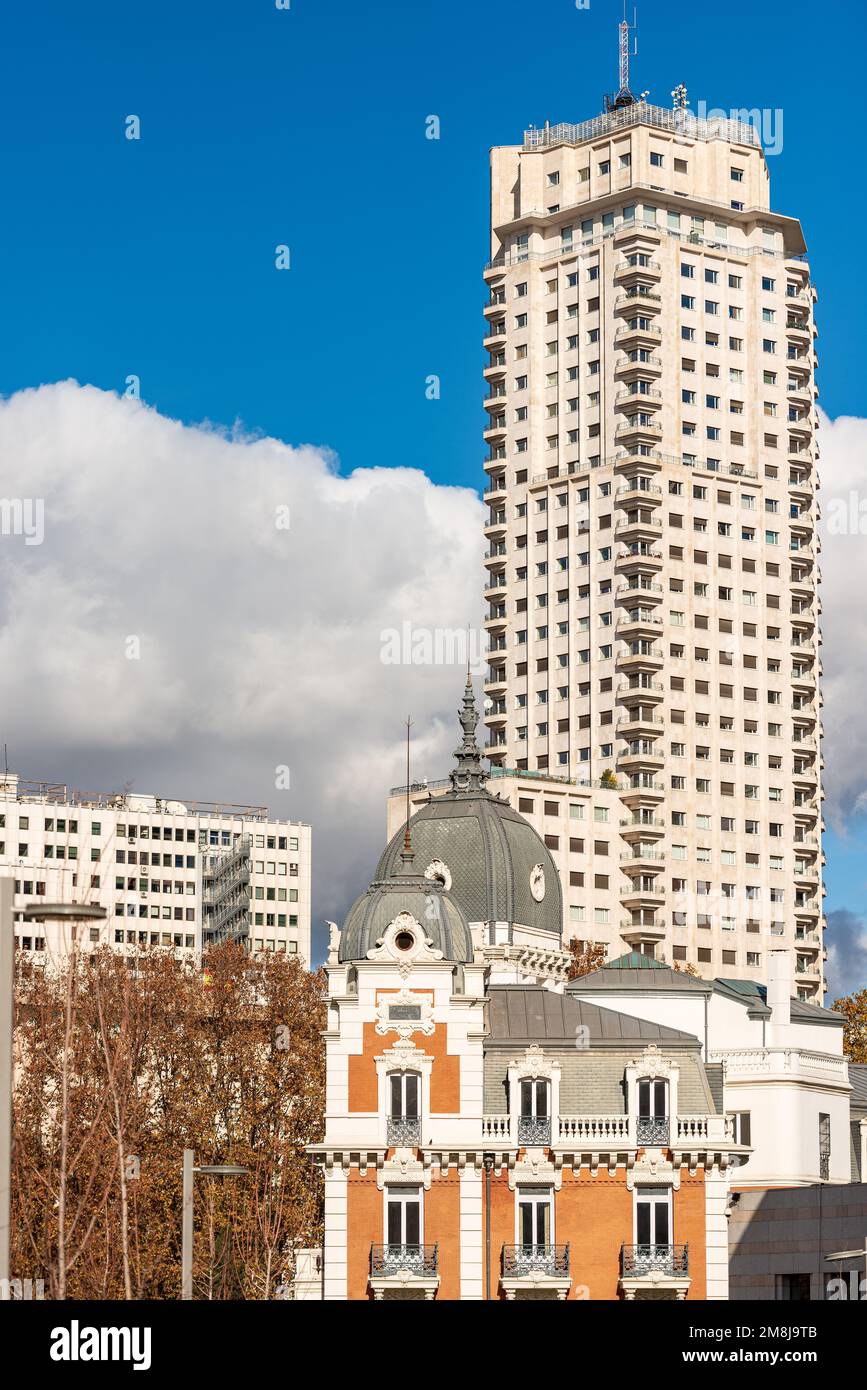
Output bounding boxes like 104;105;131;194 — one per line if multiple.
1;0;865;985
1;0;865;488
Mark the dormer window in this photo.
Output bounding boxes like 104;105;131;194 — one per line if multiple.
518;1078;551;1146
637;1078;669;1145
388;1072;421;1146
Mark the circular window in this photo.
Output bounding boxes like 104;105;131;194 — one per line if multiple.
394;930;415;952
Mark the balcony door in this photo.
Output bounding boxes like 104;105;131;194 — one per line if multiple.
386;1186;421;1250
637;1077;669;1144
388;1072;420;1144
517;1189;552;1251
518;1078;551;1145
635;1187;670;1249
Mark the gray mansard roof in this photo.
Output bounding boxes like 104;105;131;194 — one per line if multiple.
484;987;715;1116
339;870;473;964
486;985;700;1047
570;954;846;1029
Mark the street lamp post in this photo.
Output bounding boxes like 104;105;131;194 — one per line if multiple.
824;1240;867;1301
181;1150;249;1300
0;897;107;1301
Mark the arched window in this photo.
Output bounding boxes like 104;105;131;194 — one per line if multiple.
387;1071;421;1146
518;1077;551;1146
636;1077;669;1145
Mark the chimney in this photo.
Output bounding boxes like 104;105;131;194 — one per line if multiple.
767;950;791;1028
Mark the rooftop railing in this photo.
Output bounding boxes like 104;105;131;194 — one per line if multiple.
523;104;759;151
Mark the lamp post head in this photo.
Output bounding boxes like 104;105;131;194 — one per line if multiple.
21;903;107;924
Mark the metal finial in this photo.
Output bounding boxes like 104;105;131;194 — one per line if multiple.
402;716;414;863
449;675;487;796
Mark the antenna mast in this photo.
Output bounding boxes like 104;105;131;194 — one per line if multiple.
604;7;642;112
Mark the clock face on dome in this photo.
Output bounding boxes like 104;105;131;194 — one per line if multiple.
530;864;546;902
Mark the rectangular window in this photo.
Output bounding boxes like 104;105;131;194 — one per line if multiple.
635;1187;670;1247
385;1187;421;1248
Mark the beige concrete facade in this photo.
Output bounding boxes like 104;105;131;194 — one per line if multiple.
479;103;822;994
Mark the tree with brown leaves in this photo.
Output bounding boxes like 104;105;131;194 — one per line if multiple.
566;939;608;981
832;988;867;1064
11;942;325;1299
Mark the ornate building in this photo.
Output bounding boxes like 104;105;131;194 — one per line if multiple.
310;681;748;1299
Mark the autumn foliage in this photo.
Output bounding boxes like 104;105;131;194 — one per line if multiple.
566;939;608;981
832;988;867;1064
11;942;326;1299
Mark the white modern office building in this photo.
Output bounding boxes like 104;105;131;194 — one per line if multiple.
0;772;312;964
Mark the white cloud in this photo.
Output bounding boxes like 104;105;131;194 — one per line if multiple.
0;382;486;958
817;409;867;826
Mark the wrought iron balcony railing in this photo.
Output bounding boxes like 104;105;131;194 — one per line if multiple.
636;1115;670;1145
621;1244;688;1278
502;1244;570;1278
370;1244;438;1278
517;1115;552;1146
387;1115;421;1146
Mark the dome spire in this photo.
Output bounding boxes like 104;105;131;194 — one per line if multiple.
401;715;415;866
449;674;487;795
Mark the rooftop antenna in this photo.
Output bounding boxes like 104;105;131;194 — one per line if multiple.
672;83;689;111
604;5;639;112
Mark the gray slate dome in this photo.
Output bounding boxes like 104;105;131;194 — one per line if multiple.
339;868;473;964
374;679;563;940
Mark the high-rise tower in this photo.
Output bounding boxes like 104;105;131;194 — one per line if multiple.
481;64;822;995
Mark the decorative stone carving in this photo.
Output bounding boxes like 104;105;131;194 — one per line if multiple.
375;988;435;1039
626;1149;681;1192
325;920;341;965
366;911;445;977
423;859;452;891
627;1043;678;1080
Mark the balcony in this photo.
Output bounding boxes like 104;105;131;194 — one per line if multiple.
616;713;664;738
614;516;663;540
620;814;665;838
620;1244;690;1301
369;1245;439;1301
615;353;662;381
636;1115;670;1145
501;1244;571;1301
615;479;663;505
620;918;667;946
616;614;663;641
620;777;666;803
615;290;662;315
615;257;661;283
614;322;662;348
615;387;662;412
615;418;663;444
616;581;663;605
617;677;664;700
514;1111;551;1146
387;1115;421;1146
616;645;664;672
615;546;664;574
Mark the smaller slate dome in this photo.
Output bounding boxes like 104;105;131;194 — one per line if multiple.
339;863;473;964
